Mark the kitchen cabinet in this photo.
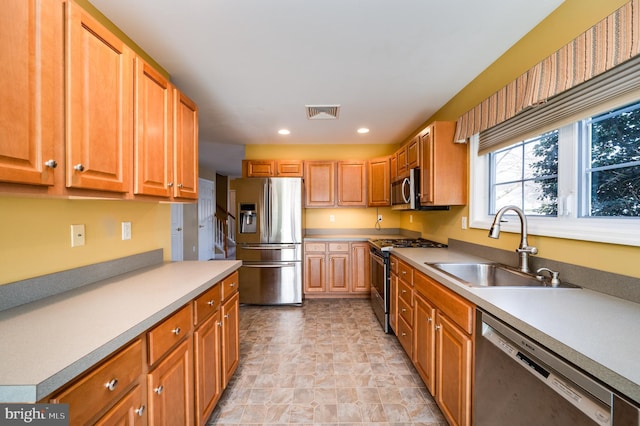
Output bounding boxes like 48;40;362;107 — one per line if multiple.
221;291;240;388
173;90;199;200
50;339;144;425
304;241;369;296
419;121;467;206
390;155;398;183
393;135;419;182
304;161;336;207
65;0;133;193
134;57;174;198
389;256;399;333
396;145;408;178
396;259;414;356
0;0;62;188
407;136;420;170
368;156;391;207
95;385;146;426
337;160;367;207
413;269;474;426
243;160;304;177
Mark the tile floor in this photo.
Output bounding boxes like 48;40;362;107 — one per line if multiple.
207;298;447;425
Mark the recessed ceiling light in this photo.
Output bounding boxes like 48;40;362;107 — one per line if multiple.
357;128;370;134
278;129;290;135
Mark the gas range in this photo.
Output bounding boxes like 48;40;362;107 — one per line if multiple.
369;237;447;252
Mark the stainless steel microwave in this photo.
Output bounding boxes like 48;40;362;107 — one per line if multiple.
391;168;449;211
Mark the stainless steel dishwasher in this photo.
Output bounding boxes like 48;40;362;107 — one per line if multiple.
475;309;640;425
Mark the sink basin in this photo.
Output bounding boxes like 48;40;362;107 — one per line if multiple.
426;262;577;288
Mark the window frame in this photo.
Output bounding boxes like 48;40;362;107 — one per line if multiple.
469;121;640;247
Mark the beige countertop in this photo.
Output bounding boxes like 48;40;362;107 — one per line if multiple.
0;260;241;403
390;247;640;404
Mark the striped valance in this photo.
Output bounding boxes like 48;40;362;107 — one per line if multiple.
454;0;640;144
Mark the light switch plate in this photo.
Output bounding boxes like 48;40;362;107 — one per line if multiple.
71;224;85;247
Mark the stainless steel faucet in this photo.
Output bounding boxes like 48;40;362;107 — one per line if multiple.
488;205;538;273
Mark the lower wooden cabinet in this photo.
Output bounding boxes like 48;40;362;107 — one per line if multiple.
221;291;240;388
194;311;222;425
94;385;146;426
304;241;370;297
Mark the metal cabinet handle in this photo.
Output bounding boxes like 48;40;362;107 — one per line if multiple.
177;183;184;188
207;300;215;306
224;314;229;319
135;405;145;416
168;182;174;187
229;282;236;287
427;317;432;323
401;289;407;294
154;385;164;395
171;327;181;335
401;308;406;313
401;271;407;275
104;378;118;392
217;321;223;327
74;164;85;172
44;159;58;168
401;332;407;336
435;325;442;331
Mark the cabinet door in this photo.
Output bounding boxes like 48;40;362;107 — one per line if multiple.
350;243;370;293
222;292;240;388
304;253;326;293
194;311;222;425
66;1;132;192
390;155;398;183
396;146;408;178
304;161;335;207
389;271;398;334
134;57;173;197
414;294;436;395
367;156;390;207
147;339;193;426
0;0;61;186
276;160;303;177
94;385;146;426
173;89;198;199
244;160;276;177
337;161;367;206
328;253;349;292
407;136;420;169
436;313;472;426
420;129;435;204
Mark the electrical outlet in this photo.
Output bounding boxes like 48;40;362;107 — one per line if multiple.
329;214;335;223
71;224;85;247
409;214;413;223
461;216;468;230
121;222;132;240
377;214;383;222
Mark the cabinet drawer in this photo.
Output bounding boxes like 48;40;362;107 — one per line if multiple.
221;271;239;300
51;339;142;425
305;242;326;252
414;271;475;334
389;256;399;274
194;283;222;326
398;295;413;327
397;315;413;357
328;242;349;252
148;304;192;365
397;260;413;284
398;279;413;307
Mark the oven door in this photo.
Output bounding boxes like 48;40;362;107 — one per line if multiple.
369;247;389;333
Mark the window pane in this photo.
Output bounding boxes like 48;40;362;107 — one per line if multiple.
494;146;522;184
591;104;640;168
525;130;558;180
590;165;640;216
525;178;557;215
494;182;522;207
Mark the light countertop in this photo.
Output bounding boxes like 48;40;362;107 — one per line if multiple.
0;260;241;403
390;247;640;404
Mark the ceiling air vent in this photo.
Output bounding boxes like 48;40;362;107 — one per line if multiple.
305;105;340;120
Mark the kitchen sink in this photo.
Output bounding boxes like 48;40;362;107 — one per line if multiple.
426;262;578;288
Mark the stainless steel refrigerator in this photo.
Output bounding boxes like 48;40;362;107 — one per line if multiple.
235;177;303;305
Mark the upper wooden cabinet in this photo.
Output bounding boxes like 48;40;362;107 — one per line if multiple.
173;90;199;199
66;0;133;193
393;135;419;181
407;136;420;169
304;161;335;207
368;156;390;207
134;58;174;198
0;0;62;187
419;121;467;206
337;160;367;207
242;160;303;177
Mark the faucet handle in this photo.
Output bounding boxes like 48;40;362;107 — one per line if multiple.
516;245;538;255
536;267;561;286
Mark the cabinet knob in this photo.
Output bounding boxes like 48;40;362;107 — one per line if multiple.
171;327;181;336
104;378;118;392
167;182;174;187
427;317;432;323
154;385;164;395
177;183;184;188
207;300;215;306
401;308;406;313
44;159;58;169
224;314;229;319
401;332;407;336
135;405;145;417
217;321;223;327
74;164;85;172
435;325;442;331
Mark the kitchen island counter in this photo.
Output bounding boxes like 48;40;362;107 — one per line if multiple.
390;247;640;405
0;260;241;403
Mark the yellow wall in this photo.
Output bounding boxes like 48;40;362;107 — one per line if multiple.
0;197;171;285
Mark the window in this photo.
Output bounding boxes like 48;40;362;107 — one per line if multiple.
472;100;640;247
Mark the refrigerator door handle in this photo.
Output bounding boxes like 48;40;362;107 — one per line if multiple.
244;263;297;268
241;245;297;250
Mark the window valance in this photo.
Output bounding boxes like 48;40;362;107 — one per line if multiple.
454;0;640;147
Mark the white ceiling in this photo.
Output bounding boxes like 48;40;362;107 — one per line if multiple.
89;0;564;177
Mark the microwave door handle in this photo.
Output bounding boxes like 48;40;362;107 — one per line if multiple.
402;177;411;204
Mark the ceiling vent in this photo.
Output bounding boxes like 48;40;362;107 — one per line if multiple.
305;105;340;120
